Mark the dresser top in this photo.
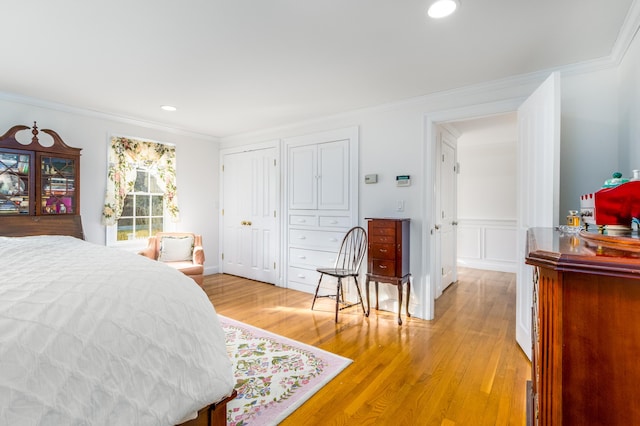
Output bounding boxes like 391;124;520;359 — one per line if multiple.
526;227;640;277
365;217;410;221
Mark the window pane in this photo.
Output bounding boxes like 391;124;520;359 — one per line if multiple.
151;218;163;236
135;218;150;239
151;195;163;216
122;194;134;217
136;195;150;216
150;174;162;193
116;218;133;241
134;170;148;192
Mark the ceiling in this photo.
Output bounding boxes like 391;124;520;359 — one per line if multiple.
0;0;634;138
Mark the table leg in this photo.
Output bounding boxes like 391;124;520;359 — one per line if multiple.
397;281;403;325
375;281;379;310
365;276;371;317
406;278;411;318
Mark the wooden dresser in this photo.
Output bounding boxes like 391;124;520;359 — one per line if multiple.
526;227;640;425
365;218;411;324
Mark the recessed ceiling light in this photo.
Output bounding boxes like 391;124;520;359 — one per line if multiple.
161;105;177;112
427;0;459;19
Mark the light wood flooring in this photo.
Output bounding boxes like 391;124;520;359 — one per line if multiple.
202;267;531;426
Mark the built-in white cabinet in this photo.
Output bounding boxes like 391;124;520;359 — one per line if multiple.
284;127;358;294
288;139;349;210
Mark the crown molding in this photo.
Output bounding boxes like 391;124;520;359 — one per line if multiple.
0;91;219;142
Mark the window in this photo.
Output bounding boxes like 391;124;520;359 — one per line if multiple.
102;136;179;246
116;168;165;241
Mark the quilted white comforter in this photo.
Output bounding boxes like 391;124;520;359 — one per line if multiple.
0;235;235;426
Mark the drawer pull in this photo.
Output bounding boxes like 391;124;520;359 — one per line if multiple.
298;219;306;223
379;265;387;269
298;255;306;259
378;248;388;253
330;220;338;224
297;274;306;278
298;236;306;240
329;238;338;242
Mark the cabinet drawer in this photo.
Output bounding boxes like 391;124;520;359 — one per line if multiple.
370;259;396;277
319;215;351;228
289;247;337;269
289;228;343;250
369;226;396;237
369;243;396;260
288;266;321;287
369;234;396;244
289;214;318;226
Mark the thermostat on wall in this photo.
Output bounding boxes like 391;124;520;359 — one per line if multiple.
396;175;411;187
365;174;378;184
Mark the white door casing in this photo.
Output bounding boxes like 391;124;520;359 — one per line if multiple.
221;145;280;285
515;73;561;360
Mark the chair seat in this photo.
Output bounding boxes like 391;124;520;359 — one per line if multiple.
164;261;204;276
316;268;358;277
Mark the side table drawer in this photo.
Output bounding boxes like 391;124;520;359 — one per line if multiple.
371;259;397;277
369;243;396;260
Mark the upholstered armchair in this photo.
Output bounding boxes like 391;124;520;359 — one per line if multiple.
138;232;205;286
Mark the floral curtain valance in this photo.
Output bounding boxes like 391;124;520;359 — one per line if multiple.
102;136;179;226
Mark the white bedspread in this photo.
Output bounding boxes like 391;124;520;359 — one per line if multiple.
0;236;234;426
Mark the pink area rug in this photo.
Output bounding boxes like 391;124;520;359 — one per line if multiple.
219;315;352;426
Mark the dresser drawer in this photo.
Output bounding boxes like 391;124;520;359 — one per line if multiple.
319;215;351;228
368;225;396;236
289;247;337;269
369;234;396;244
289;228;343;250
289;214;318;227
288;266;321;287
370;259;397;277
369;243;396;260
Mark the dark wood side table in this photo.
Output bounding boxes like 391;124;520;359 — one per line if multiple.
364;218;411;325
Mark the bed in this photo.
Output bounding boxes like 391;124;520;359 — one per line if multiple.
0;216;236;426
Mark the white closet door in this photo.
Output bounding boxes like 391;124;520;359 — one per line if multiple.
318;139;349;210
288;145;317;210
222;147;279;284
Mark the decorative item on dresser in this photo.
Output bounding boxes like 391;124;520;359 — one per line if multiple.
365;218;411;325
525;227;640;426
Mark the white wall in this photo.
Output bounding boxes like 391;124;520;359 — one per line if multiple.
0;98;222;274
619;21;640;173
455;114;518;272
560;68;620;217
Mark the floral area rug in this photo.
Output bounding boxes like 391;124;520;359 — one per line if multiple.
219;315;352;426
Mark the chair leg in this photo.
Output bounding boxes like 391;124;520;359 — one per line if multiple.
353;277;366;315
335;277;342;322
311;273;324;310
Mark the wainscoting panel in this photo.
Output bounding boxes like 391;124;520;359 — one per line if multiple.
457;219;517;273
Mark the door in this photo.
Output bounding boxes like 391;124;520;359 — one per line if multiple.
438;128;458;296
515;73;561;359
222;147;279;284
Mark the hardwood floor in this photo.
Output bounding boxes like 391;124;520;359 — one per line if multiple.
202;267;531;426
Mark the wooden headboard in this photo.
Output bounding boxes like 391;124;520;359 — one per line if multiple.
0;215;84;239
